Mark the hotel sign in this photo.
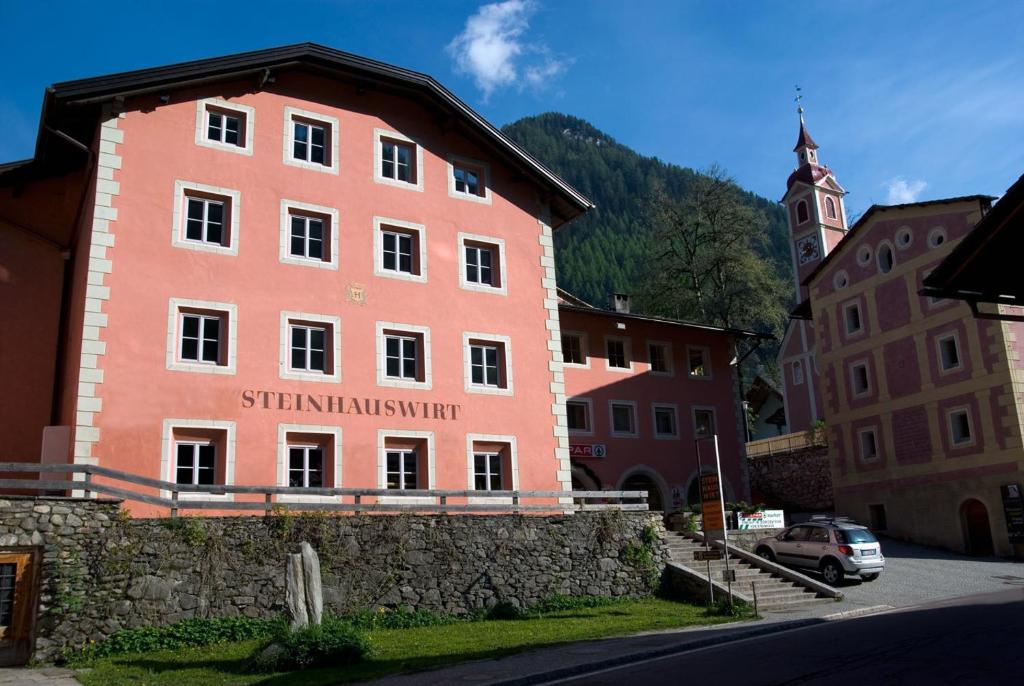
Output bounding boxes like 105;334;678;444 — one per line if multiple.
241;390;462;421
569;444;607;458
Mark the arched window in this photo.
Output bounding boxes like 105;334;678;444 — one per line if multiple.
796;200;809;224
622;473;665;513
825;196;837;219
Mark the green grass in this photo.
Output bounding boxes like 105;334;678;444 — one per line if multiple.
76;599;742;686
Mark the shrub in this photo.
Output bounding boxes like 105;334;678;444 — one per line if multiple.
65;617;282;664
253;618;370;672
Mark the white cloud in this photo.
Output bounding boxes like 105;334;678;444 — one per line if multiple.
884;177;928;204
447;1;568;100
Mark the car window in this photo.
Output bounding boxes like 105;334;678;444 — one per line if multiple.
836;528;878;544
807;527;830;543
783;526;812;541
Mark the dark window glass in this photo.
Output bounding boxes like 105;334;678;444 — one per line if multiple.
655;408;676;435
567;402;588;431
207;112;222;142
649;344;668;372
694;409;716;437
180;314;220;364
386;450;417;490
612;404;634;433
608;340;627;368
562;334;583;364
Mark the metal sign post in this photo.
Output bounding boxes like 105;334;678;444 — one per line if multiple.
694;438;713;607
713;434;734;613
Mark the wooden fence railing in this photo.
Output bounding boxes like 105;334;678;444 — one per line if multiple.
0;463;648;516
745;430;825;458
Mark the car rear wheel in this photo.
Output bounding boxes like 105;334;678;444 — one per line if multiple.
821;559;843;585
862;573;880;581
756;547;775;562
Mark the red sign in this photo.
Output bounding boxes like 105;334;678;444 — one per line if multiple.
569;444;607;458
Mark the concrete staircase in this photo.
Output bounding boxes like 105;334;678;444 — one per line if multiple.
665;531;834;612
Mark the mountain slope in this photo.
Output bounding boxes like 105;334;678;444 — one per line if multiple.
502;113;793;309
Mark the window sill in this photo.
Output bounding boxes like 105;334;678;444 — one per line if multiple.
279;255;339;271
458;281;507;296
374;268;427;284
167;361;236;376
466;384;514;397
280;368;342;384
378;377;432;391
171;239;237;257
373;175;424;193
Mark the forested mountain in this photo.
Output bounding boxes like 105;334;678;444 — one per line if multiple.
502;113;793;310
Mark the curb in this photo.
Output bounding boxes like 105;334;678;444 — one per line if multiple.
490;605;894;686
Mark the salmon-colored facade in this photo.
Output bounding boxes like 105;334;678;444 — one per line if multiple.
0;45;592;514
558;297;755;512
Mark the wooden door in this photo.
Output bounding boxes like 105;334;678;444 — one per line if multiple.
0;548;40;666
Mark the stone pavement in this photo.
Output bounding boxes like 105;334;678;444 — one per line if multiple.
0;668;81;686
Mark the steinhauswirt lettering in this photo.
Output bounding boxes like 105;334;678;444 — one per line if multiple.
241;390;462;421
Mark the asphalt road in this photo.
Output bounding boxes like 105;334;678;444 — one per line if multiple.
545;588;1024;686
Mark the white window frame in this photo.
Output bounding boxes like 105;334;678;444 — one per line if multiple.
279;199;339;270
947;407;975;447
609;400;639;438
160;418;235;501
936;331;963;374
646;340;674;377
373;128;424;192
447;154;492;205
171;181;241;256
843;301;864;336
466;433;519;504
566;397;594;436
561;331;590;368
376;321;432;390
277;424;342;504
463;332;513;396
166;298;237;375
377;429;435;504
279;311;342;383
373;216;427;284
652;403;680;440
857;427;879;461
850;359;871;398
283;106;339;175
194;98;255;155
692;406;717;439
604;335;633;373
792;360;805;386
458;232;507;295
686;345;712;380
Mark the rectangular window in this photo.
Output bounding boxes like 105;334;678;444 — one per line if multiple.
859;429;878;460
290;325;327;373
566;400;591;433
844;302;863;335
180;313;221;364
293;120;327;165
949;409;973;445
381;139;415;183
607;339;628;369
562;334;584;365
386;449;418;490
385;335;419;380
473;453;503;491
653;405;678;438
938;334;961;372
470;343;500;387
851;362;870;396
185;196;225;246
382;230;415;274
207;110;241;146
175;442;216;486
648;343;671;374
454;165;481;196
288;445;324;488
610;402;637;436
289;214;325;260
694;408;716;438
688;347;711;378
465;244;495;286
793;361;805;385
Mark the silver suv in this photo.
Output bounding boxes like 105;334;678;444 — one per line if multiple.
755;519;884;585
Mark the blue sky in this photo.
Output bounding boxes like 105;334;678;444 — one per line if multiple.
2;1;1021;217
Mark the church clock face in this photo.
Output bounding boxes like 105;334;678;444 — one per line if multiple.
797;234;821;265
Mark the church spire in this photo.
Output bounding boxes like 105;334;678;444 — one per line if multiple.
792;87;819;165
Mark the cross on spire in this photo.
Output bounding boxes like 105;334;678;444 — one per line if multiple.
795;85;805;123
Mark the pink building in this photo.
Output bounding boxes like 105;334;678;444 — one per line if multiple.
558;292;761;512
0;45;594;515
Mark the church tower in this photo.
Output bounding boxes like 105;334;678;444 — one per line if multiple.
781;107;848;301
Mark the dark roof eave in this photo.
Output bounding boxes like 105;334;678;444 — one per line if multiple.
35;43;594;223
558;303;772;339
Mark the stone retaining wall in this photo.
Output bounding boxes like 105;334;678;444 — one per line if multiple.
0;497;667;663
747;445;833;511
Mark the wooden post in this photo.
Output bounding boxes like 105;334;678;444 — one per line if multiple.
439;495;447;514
82;471;92;500
354;494;362;514
170;490;179;518
512;493;520;514
265;493;272;516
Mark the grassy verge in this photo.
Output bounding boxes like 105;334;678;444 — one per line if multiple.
76;599;744;686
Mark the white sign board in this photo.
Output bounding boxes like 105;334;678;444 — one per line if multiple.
737;510;785;530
